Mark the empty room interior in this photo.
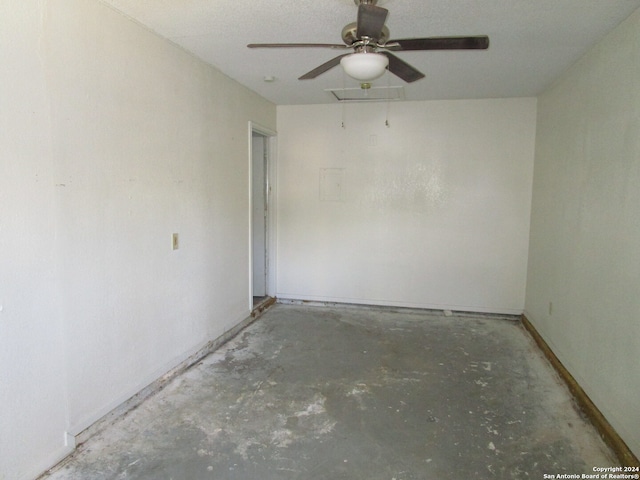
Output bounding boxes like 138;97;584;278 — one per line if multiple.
1;1;639;479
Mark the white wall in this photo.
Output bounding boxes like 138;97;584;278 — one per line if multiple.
277;99;537;314
0;2;70;478
0;1;275;478
525;7;640;458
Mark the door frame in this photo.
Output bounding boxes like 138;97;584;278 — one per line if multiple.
248;122;277;309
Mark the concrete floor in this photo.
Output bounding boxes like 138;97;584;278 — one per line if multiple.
43;304;615;479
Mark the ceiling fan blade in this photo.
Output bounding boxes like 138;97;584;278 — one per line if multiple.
382;52;425;83
299;54;350;80
248;43;348;49
356;4;388;40
387;35;489;51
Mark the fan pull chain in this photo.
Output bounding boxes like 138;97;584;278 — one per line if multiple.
341;69;346;128
385;68;391;128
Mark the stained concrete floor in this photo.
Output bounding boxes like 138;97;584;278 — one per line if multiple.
43;304;615;480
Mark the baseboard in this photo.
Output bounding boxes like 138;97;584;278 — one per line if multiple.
521;314;639;468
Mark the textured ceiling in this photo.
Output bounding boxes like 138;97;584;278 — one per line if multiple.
99;0;640;105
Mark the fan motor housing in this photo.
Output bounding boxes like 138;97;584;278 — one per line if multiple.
342;22;390;45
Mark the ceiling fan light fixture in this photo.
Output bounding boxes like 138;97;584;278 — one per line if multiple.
340;52;388;82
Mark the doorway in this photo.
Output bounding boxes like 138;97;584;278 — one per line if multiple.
250;124;276;309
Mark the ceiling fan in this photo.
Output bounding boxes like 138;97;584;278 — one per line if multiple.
248;0;489;84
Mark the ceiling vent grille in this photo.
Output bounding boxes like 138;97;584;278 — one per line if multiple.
325;86;404;102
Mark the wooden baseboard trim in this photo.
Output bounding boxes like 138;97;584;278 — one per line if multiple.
521;314;639;467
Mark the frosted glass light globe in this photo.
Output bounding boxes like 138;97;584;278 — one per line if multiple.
340;52;389;81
